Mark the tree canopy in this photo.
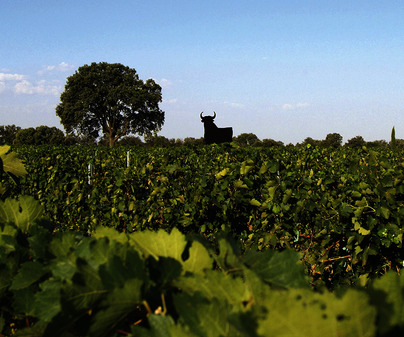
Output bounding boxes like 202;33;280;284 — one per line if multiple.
234;133;260;146
14;126;65;146
323;133;343;148
0;125;21;145
56;62;165;146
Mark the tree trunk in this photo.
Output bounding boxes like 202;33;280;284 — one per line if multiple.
109;135;115;147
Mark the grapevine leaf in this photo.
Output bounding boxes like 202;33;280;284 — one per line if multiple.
129;228;187;261
215;238;244;271
50;260;77;281
182;240;213;274
89;278;144;337
75;237;114;269
131;314;195;337
174;270;252;305
0;145;27;177
329;289;377;337
267;160;279;173
215;168;229;179
33;280;62;324
249;199;261;207
0;196;44;232
358;226;371;236
92;226;129;244
243;249;309;289
99;250;147;289
27;223;53;260
64;258;105;310
10;261;47;290
369;271;404;335
48;231;77;257
257;288;376;337
240;161;254;175
354;221;371;236
0;145;9;157
243;268;269;307
379;206;390;219
267;185;277;200
148;257;182;285
174;292;236;337
12;287;35;315
0;223;18;254
340;203;353;217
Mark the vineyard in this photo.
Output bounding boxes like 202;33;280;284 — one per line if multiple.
1;144;403;336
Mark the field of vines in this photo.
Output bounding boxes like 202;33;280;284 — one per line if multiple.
0;144;403;336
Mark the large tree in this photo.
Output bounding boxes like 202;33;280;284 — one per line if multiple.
56;62;165;146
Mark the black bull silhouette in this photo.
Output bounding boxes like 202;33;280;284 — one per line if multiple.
200;112;233;144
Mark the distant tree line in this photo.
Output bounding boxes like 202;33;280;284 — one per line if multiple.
298;133;404;149
1;125;403;149
0;125;65;146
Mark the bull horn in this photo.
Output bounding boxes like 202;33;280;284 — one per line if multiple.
213;111;216;119
200;112;204;119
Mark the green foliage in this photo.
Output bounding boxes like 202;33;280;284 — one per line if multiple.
9;144;403;288
1;224;403;336
391;126;396;150
323;133;343;148
0;196;44;232
369;271;404;335
346;135;366;148
234;133;260;146
0;144;404;335
14;126;65;146
0;125;21;146
0;145;28;197
0;145;27;178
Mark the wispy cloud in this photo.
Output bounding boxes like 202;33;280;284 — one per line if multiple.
0;72;26;93
282;103;309;110
157;78;174;89
282;104;294;110
38;62;75;75
0;69;63;96
14;80;62;96
0;73;26;81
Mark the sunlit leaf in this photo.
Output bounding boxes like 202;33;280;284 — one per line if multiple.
182;240;213;274
129;228;187;261
257;288;376;337
369;271;404;334
0;145;27;177
0;196;44;232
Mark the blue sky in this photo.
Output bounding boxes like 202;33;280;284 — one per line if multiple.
1;0;403;144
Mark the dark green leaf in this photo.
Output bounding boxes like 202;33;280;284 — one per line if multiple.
243;249;309;288
33;280;62;324
12;287;35;314
10;261;47;290
89;278;144;337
